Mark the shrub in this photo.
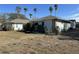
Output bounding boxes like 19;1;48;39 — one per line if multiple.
37;25;45;33
2;26;7;31
67;27;74;32
23;22;45;33
23;23;31;33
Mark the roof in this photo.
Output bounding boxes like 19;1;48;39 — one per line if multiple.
30;15;58;22
7;13;30;20
10;18;29;24
39;15;58;21
57;19;71;23
38;15;70;23
30;15;71;23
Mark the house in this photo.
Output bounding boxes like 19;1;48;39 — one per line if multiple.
69;20;76;29
2;18;29;31
31;15;76;33
0;19;5;30
76;22;79;29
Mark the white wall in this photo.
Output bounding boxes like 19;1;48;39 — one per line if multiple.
56;21;71;32
64;23;71;31
56;21;64;32
12;24;23;31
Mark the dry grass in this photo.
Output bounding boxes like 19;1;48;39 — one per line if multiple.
0;31;79;54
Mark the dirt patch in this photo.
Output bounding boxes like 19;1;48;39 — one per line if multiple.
0;31;79;54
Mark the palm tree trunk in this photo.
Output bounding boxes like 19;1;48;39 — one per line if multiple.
17;14;20;19
55;10;57;17
50;11;52;16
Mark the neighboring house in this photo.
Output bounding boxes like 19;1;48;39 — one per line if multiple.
0;19;5;30
2;18;29;31
76;22;79;29
69;20;76;29
31;16;76;33
0;19;4;26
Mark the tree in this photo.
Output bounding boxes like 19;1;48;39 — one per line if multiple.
7;13;26;20
33;8;37;17
16;6;21;18
16;6;21;14
24;8;28;15
54;4;58;16
49;6;53;16
29;13;32;18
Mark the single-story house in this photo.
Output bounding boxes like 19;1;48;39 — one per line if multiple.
69;20;76;29
30;15;76;33
0;19;5;30
75;22;79;30
2;18;29;31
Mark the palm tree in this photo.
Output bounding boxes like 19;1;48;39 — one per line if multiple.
49;6;53;16
16;6;21;14
54;4;58;16
29;13;32;18
24;8;28;15
16;6;21;18
33;8;37;17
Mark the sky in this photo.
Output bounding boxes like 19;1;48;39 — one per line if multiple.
0;4;79;21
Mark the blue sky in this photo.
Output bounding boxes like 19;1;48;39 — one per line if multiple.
0;4;79;21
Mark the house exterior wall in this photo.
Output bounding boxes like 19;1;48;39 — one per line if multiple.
31;19;72;33
0;23;2;30
38;20;71;33
55;21;64;32
44;20;54;33
70;21;76;29
12;24;23;31
64;23;71;31
55;21;71;32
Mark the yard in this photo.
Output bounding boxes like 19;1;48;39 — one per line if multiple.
0;31;79;54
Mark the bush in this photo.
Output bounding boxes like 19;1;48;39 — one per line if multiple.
37;25;45;33
23;23;45;33
67;27;74;32
2;26;7;31
32;23;45;33
23;23;31;33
